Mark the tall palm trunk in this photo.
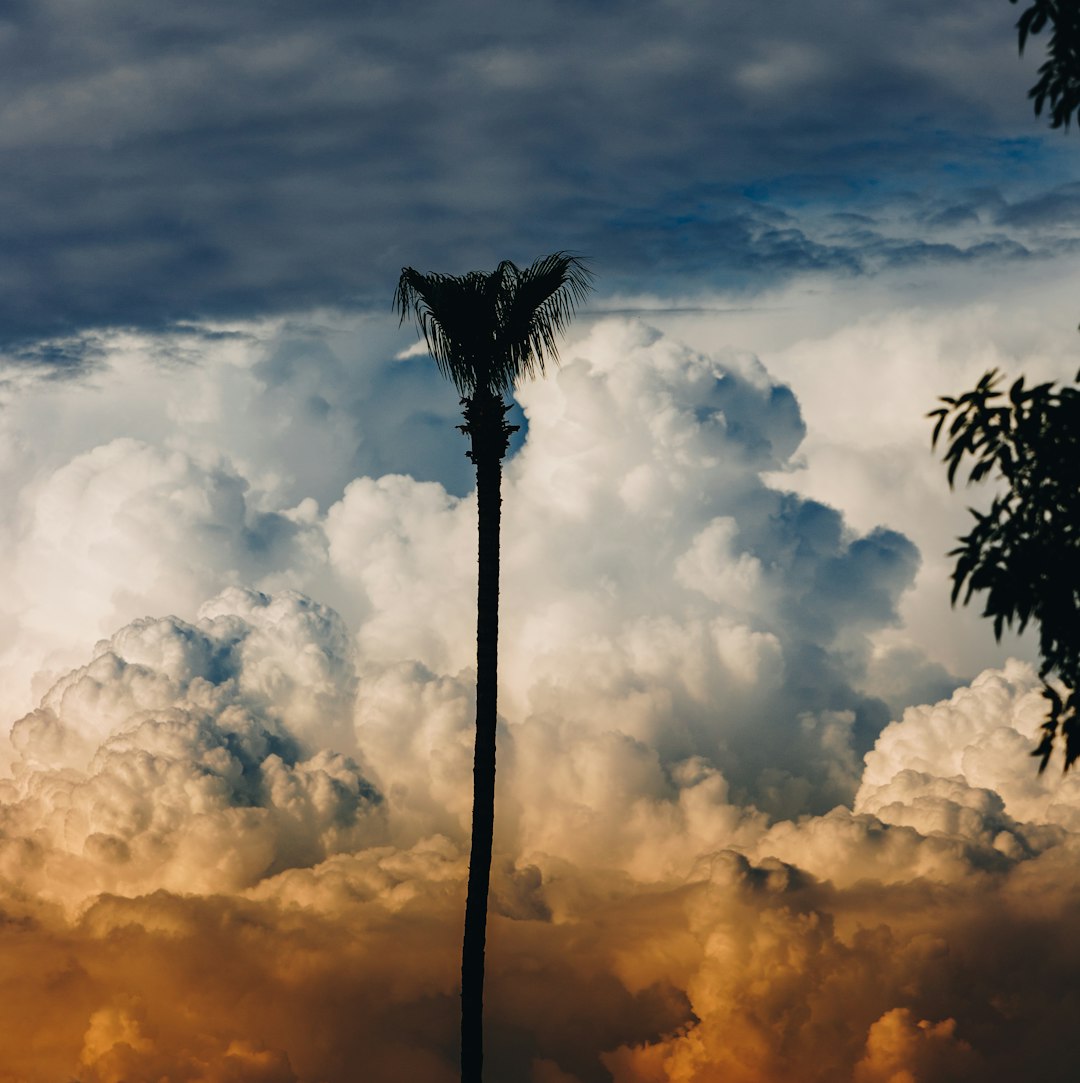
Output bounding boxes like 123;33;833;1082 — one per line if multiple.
393;252;592;1082
459;388;517;1083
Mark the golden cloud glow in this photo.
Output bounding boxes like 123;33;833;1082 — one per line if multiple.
2;317;1078;1080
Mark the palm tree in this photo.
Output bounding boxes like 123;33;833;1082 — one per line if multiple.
394;253;593;1083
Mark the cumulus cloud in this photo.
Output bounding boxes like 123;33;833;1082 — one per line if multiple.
857;660;1080;837
1;315;927;812
853;1010;979;1083
7;788;1080;1082
497;320;919;814
644;255;1080;706
4;312;1080;1080
0;589;384;904
0;317;496;733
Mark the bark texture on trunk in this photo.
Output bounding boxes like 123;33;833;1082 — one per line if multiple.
459;390;517;1083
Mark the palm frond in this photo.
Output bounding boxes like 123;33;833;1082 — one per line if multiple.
495;253;594;390
393;268;493;392
394;253;594;397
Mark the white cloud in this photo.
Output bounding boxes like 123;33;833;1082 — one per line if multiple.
858;660;1080;834
640;257;1080;695
1;590;384;904
3;303;1080;1079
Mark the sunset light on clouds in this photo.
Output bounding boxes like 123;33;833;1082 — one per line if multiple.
3;1;1080;1080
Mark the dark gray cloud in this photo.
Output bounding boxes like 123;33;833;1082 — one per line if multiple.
0;0;1068;346
995;181;1080;229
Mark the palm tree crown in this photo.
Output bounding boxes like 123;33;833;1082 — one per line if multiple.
393;252;593;396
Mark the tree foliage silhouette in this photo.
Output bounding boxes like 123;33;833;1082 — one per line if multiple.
1011;0;1080;129
930;371;1080;770
927;4;1080;770
394;253;593;1083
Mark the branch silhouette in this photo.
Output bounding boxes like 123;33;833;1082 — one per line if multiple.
930;369;1080;770
1012;0;1080;130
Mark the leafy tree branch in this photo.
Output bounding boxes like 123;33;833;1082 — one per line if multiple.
930;369;1080;770
1011;0;1080;129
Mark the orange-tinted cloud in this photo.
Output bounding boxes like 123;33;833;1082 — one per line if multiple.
2;320;1079;1080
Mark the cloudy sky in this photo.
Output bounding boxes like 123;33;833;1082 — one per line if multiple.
3;1;1080;1080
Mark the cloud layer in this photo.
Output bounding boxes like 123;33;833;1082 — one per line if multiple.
3;311;1080;1079
4;606;1080;1080
2;316;925;812
0;0;1073;344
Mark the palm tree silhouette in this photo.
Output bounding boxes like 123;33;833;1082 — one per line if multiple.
394;253;593;1083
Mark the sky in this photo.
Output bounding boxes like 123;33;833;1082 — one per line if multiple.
3;1;1080;1080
